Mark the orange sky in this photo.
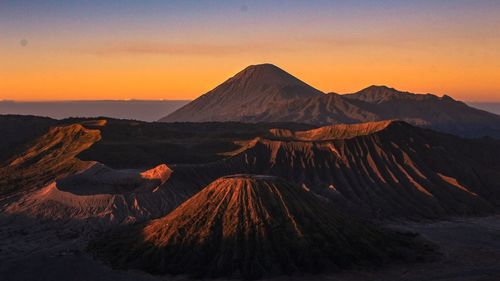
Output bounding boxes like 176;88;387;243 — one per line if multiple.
1;1;500;102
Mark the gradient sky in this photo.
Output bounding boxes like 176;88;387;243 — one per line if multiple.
1;0;500;101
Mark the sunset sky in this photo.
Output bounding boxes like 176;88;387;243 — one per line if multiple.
1;0;500;101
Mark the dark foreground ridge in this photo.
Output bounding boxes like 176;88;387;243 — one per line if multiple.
90;175;433;279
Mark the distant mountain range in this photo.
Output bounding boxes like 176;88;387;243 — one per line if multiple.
0;100;189;122
160;64;500;138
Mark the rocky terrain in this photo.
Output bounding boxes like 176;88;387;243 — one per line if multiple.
90;175;431;279
2;116;500;226
1;115;500;280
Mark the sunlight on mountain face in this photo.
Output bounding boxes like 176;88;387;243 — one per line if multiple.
1;2;500;281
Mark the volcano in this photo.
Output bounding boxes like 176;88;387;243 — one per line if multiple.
343;85;500;137
159;64;500;138
0;123;101;196
160;64;323;122
3;116;500;222
91;175;430;279
223;120;500;219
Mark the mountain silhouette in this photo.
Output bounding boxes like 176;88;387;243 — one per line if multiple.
161;64;323;122
160;64;500;138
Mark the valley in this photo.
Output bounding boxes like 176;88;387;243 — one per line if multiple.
1;213;499;281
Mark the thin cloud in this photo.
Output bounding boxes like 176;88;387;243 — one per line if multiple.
82;41;295;57
310;35;420;49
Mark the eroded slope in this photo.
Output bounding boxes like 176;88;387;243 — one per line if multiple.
91;175;431;278
223;121;500;218
0;124;101;196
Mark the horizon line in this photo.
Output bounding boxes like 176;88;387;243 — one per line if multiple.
2;98;500;103
0;99;192;103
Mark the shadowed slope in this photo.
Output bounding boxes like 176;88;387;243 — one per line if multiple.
3;163;200;225
3;117;500;222
76;118;316;168
0;124;101;195
160;64;323;122
0;115;58;162
224;121;500;219
91;175;430;279
159;64;500;138
246;93;378;125
269;120;393;140
343;86;500;137
343;85;448;104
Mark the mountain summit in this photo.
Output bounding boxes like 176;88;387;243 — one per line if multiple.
160;64;500;138
344;85;455;104
160;64;323;122
229;63;319;90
